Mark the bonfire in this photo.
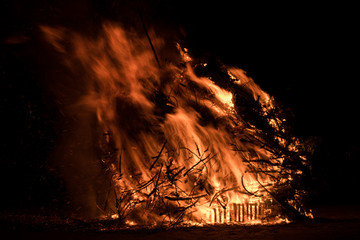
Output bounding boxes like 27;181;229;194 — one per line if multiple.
41;21;314;226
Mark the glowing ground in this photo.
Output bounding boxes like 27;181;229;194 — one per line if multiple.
2;205;360;240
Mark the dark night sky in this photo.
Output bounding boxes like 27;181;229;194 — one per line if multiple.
1;0;359;215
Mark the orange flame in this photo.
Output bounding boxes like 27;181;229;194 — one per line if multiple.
42;22;310;225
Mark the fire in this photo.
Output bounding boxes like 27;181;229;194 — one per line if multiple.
42;22;313;225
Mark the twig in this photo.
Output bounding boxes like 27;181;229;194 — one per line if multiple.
150;140;167;170
113;190;121;219
138;9;161;67
209;187;238;207
148;164;163;197
240;174;261;197
136;174;157;191
164;194;207;201
118;150;122;176
181;147;217;176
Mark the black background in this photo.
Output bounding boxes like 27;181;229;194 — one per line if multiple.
1;0;359;215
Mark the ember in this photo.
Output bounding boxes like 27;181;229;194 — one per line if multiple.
41;22;313;226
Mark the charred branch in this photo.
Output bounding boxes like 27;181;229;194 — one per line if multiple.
164;194;207;201
138;9;161;67
149;140;167;171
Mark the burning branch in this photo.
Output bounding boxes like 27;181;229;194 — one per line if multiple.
181;147;216;177
149;140;167;170
138;9;161;67
148;164;163;197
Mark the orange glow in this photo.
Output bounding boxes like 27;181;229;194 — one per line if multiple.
42;23;310;225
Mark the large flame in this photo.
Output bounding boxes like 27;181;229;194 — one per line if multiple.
42;22;311;225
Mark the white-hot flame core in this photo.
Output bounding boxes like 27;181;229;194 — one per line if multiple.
42;23;308;225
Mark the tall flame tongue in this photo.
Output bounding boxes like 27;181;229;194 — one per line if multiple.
42;23;312;225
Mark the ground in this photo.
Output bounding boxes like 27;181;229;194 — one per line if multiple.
2;205;360;240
